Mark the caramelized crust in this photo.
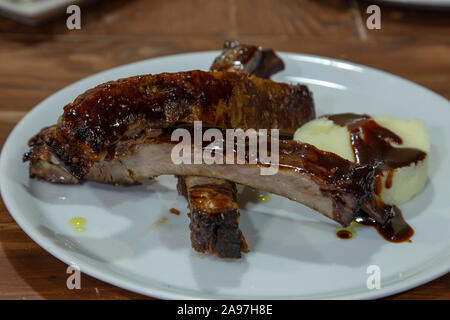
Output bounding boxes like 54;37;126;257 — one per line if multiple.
54;71;314;178
177;176;248;258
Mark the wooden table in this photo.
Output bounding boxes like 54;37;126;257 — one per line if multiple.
0;0;449;300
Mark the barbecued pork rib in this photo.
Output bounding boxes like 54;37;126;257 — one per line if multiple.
41;70;314;179
210;40;285;78
26;128;376;227
177;175;248;258
178;42;289;258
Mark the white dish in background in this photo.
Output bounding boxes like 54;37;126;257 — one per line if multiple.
374;0;450;8
0;51;449;299
0;0;89;25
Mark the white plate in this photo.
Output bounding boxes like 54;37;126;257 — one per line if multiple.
0;0;90;25
1;51;449;299
374;0;450;8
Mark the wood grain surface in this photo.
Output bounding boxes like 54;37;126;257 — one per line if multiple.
0;0;449;300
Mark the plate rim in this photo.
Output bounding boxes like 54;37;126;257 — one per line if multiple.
1;50;449;300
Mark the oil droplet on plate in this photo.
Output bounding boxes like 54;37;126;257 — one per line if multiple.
257;195;271;202
70;217;86;233
70;217;86;227
350;221;362;228
73;226;86;233
147;216;168;232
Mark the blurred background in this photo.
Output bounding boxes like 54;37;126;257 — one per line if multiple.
0;0;449;299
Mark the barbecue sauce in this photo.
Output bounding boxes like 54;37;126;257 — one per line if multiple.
327;113;425;243
336;227;354;240
355;208;414;243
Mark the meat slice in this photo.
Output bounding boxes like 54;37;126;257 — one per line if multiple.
26;129;376;227
177;176;248;258
51;70;314;179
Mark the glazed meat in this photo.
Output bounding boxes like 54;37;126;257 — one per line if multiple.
41;70;314;179
26;129;376;227
211;40;285;78
177;175;248;258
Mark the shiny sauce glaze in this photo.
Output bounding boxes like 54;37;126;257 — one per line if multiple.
210;41;262;73
355;209;414;243
328;113;425;242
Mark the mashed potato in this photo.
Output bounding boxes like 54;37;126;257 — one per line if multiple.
294;116;429;205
